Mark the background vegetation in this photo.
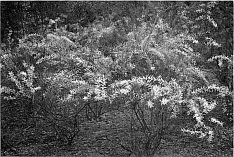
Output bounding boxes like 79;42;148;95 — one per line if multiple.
1;1;233;156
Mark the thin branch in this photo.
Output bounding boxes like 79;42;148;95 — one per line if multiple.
134;108;145;131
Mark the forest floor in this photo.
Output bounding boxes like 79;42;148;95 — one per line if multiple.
15;114;233;157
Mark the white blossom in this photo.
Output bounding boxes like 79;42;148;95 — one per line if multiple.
147;100;154;108
161;98;169;105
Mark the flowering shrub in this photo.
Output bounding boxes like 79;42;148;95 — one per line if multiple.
1;4;232;155
98;18;233;155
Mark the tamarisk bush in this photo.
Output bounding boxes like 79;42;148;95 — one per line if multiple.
1;2;232;155
99;17;233;156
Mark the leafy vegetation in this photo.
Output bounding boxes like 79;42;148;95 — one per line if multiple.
1;1;233;156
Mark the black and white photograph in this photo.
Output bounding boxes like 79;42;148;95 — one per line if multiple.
1;1;233;156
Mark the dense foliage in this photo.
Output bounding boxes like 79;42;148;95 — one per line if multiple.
1;1;233;156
